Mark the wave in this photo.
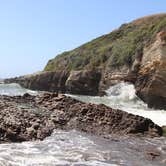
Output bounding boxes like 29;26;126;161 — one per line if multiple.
68;82;166;126
0;83;38;96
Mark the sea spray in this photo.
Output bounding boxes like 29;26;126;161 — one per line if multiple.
0;83;165;165
0;83;38;96
68;82;166;126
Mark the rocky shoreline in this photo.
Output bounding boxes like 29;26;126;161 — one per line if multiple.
5;30;166;110
2;15;166;144
0;92;163;143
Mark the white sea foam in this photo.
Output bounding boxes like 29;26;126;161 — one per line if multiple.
0;83;38;96
69;82;166;126
0;130;165;166
0;83;165;166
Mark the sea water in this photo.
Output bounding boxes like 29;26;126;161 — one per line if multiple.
0;83;165;166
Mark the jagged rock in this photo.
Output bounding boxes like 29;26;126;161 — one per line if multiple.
5;70;101;96
162;126;166;137
5;71;69;93
0;93;163;143
65;70;101;95
135;31;166;109
144;148;161;161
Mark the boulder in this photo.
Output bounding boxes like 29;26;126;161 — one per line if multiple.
0;93;162;143
65;70;101;95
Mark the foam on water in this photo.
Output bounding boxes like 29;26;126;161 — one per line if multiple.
1;82;165;126
0;83;38;96
0;130;165;166
0;130;118;166
0;83;165;166
68;82;166;126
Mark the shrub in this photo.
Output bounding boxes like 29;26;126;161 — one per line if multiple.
44;14;166;72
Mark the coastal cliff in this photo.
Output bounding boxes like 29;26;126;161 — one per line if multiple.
5;14;166;109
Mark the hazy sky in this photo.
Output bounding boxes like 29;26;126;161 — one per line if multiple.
0;0;165;78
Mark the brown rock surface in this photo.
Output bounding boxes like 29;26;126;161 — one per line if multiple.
145;148;161;161
5;70;101;96
5;71;69;93
0;93;162;143
65;70;101;95
135;31;166;109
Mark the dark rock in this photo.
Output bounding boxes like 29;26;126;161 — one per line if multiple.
162;126;166;137
5;71;69;93
0;93;162;143
5;70;101;96
135;31;166;110
65;70;101;95
145;148;161;161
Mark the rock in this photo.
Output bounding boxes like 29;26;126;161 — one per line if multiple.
65;70;101;95
145;148;161;161
162;126;166;137
135;31;166;110
5;70;101;96
23;93;31;98
5;71;69;93
0;93;162;143
26;127;37;138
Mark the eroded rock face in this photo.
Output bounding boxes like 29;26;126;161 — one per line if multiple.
65;70;101;95
0;93;162;143
5;70;101;96
5;71;69;93
135;31;166;109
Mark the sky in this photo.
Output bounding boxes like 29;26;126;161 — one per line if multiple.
0;0;165;78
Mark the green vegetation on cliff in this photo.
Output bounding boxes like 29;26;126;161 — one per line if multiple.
45;14;166;72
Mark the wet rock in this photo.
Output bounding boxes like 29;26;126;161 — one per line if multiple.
5;70;101;96
65;70;101;95
162;126;166;137
0;92;163;143
145;148;161;161
5;71;69;93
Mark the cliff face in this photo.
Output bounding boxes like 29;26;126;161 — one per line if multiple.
135;31;166;109
5;70;101;96
5;14;166;109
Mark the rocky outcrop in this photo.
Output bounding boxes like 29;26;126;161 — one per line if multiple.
5;71;69;93
65;70;101;95
99;31;166;110
0;93;162;143
5;70;102;96
135;31;166;109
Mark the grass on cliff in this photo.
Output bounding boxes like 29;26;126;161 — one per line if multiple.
44;14;166;72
